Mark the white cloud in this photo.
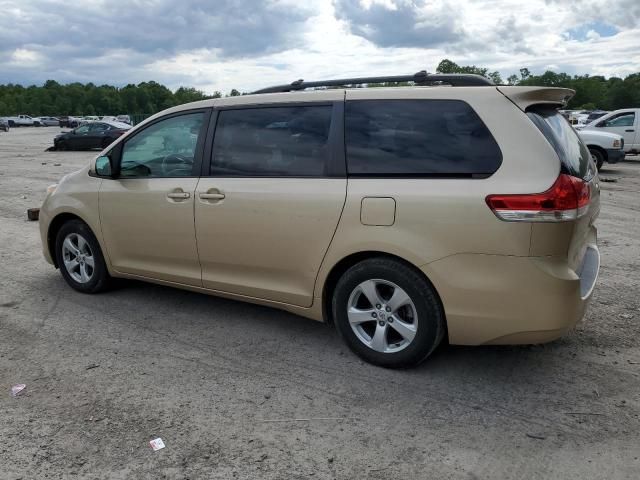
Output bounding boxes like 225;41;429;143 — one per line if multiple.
0;0;638;91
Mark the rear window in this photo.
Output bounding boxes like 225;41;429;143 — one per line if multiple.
345;100;502;177
527;107;592;179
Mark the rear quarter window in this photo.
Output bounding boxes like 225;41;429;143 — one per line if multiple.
526;107;593;179
345;99;502;177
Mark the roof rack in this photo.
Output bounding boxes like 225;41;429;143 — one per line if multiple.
251;70;494;94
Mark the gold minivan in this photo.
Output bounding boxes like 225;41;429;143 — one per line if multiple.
39;72;600;367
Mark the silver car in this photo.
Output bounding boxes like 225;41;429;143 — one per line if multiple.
34;116;60;127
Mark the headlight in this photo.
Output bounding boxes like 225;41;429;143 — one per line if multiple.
613;139;621;149
46;184;58;194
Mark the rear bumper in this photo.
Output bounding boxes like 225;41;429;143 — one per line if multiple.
606;148;624;164
423;246;600;345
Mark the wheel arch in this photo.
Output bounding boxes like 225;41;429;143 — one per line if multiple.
321;251;445;328
47;212;96;268
587;144;607;160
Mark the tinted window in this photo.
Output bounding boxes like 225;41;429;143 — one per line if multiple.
120;112;204;178
345;100;502;176
527;107;592;179
89;123;110;132
211;106;332;176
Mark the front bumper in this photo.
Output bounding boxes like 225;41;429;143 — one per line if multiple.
423;247;600;346
606;148;625;164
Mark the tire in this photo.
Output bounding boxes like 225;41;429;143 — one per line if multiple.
8;120;15;127
54;219;111;293
332;257;445;368
589;147;605;171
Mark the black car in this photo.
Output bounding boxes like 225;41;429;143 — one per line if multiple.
54;121;130;150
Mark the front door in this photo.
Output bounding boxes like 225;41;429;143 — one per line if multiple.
99;110;210;286
71;124;92;149
598;111;637;148
195;103;346;307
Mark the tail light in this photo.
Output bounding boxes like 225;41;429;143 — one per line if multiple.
486;174;590;222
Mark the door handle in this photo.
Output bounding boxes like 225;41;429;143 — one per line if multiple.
625;129;634;132
167;192;190;199
199;192;225;200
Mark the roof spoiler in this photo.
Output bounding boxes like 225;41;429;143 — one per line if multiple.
497;86;575;111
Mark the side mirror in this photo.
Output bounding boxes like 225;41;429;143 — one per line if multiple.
95;155;113;177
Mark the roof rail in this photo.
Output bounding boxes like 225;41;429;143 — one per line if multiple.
251;70;494;94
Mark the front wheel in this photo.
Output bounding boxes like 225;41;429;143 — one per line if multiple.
332;258;445;368
54;220;111;293
589;147;605;171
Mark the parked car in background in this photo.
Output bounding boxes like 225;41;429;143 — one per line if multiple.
100;116;118;122
580;108;640;154
7;114;35;127
585;110;609;123
577;129;624;170
116;114;131;125
34;116;60;127
39;74;601;368
53;121;131;151
68;116;82;128
0;117;10;132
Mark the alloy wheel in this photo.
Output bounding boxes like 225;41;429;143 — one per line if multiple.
62;233;95;284
347;279;418;353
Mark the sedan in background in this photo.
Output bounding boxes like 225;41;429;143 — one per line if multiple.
34;116;60;127
53;121;131;151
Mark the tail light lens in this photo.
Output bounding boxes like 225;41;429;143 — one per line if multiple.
486;174;590;222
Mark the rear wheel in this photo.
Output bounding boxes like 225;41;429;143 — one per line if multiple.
54;220;111;293
332;258;445;368
589;147;605;171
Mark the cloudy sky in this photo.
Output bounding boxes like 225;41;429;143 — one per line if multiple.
1;0;639;93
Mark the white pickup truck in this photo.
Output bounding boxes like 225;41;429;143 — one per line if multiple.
577;129;625;170
7;115;35;127
579;108;640;154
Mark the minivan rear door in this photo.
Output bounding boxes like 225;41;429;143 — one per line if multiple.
525;105;600;273
194;101;347;307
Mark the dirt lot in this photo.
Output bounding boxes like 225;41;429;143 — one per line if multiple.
1;127;639;479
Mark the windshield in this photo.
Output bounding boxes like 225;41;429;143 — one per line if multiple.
527;107;594;180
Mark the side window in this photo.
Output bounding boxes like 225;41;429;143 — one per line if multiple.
211;105;332;176
75;125;90;134
604;113;634;127
120;112;204;178
90;123;109;132
345;100;502;176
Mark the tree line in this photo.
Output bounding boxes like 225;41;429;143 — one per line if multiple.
435;59;640;110
0;80;241;117
0;59;638;117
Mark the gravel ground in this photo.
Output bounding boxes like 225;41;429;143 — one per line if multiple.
1;127;639;479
